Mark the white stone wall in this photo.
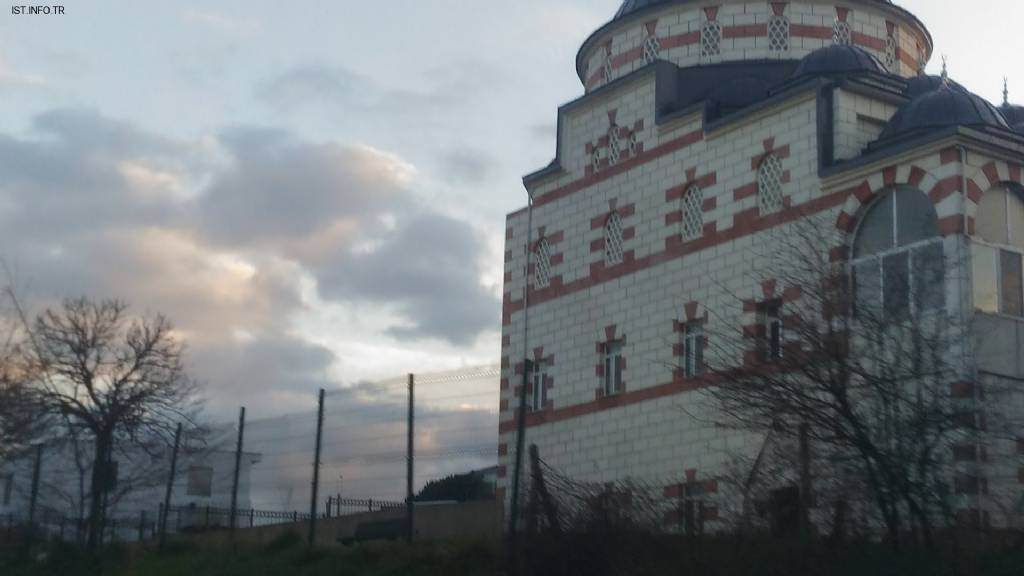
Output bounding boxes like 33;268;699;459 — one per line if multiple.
832;88;899;161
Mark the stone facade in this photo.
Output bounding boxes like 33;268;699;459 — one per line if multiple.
499;0;1024;531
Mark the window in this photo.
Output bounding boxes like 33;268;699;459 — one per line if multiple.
768;16;790;52
607;125;622;166
851;188;945;320
603;48;613;81
642;32;661;64
530;359;548;412
186;466;213;497
884;32;898;71
758;154;784;214
701;21;722;57
603;340;624;396
534;238;552;288
683;321;705;378
833;19;852;46
628;131;639;156
973;186;1024;316
605;212;625;265
682;185;704;241
758;300;783;362
591;147;602;173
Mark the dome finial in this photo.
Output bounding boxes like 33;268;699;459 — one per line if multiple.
940;55;948;81
1004;77;1010;106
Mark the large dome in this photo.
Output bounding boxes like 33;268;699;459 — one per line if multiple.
615;0;905;22
791;45;887;80
881;83;1010;140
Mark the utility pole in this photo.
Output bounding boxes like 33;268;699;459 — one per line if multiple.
158;423;182;551
229;406;246;541
406;373;415;544
507;358;532;574
308;388;325;547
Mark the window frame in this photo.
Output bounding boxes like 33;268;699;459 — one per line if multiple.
530;359;548;412
605;212;625;265
681;185;704;241
642;32;661;64
972;239;1024;318
757;153;785;215
683;320;706;378
534;238;552;289
768;15;790;52
603;340;624;396
832;19;852;46
758;300;784;363
701;20;722;58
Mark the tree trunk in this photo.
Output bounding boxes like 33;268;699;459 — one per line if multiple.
86;433;110;551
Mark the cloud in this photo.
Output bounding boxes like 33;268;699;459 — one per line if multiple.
182;8;259;34
0;56;46;88
0;108;500;410
317;211;499;345
439;148;495;186
196;127;413;253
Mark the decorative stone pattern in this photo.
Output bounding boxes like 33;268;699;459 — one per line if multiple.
500;0;1022;531
581;0;932;91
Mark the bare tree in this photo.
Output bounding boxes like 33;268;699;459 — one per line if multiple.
18;297;199;549
699;210;986;548
0;291;46;465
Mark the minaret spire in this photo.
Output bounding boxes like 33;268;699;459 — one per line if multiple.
1004;77;1010;106
940;55;948;81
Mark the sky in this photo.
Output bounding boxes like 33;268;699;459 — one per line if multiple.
0;0;1021;428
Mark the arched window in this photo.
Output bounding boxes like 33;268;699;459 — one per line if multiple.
602;47;613;82
758;154;784;214
973;186;1024;316
682;185;704;241
607;125;622;166
591;147;602;173
768;15;790;52
851;188;945;319
701;21;722;57
833;19;852;46
642;31;661;64
605;212;624;265
534;238;551;288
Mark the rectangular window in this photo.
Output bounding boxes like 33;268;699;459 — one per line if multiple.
972;242;1024;317
683;321;705;378
973;243;999;313
530;359;547;412
1000;249;1024;316
186;466;213;497
912;242;945;311
882;251;910;319
604;340;624;396
758;301;783;362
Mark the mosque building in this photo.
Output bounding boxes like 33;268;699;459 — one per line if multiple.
499;0;1024;530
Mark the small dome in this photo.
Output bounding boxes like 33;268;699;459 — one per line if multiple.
906;74;965;98
881;83;1010;140
999;102;1024;129
791;45;887;80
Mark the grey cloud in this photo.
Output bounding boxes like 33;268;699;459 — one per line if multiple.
439;148;495;186
196;127;408;250
317;212;499;345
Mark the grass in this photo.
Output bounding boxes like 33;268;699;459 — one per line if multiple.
0;532;502;576
3;532;1024;575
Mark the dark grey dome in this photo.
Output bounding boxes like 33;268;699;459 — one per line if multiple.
999;102;1024;130
881;83;1010;140
791;45;887;80
906;74;965;98
614;0;671;19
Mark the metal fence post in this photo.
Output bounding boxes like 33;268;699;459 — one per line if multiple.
308;388;325;546
159;423;183;550
406;374;415;544
229;407;246;541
